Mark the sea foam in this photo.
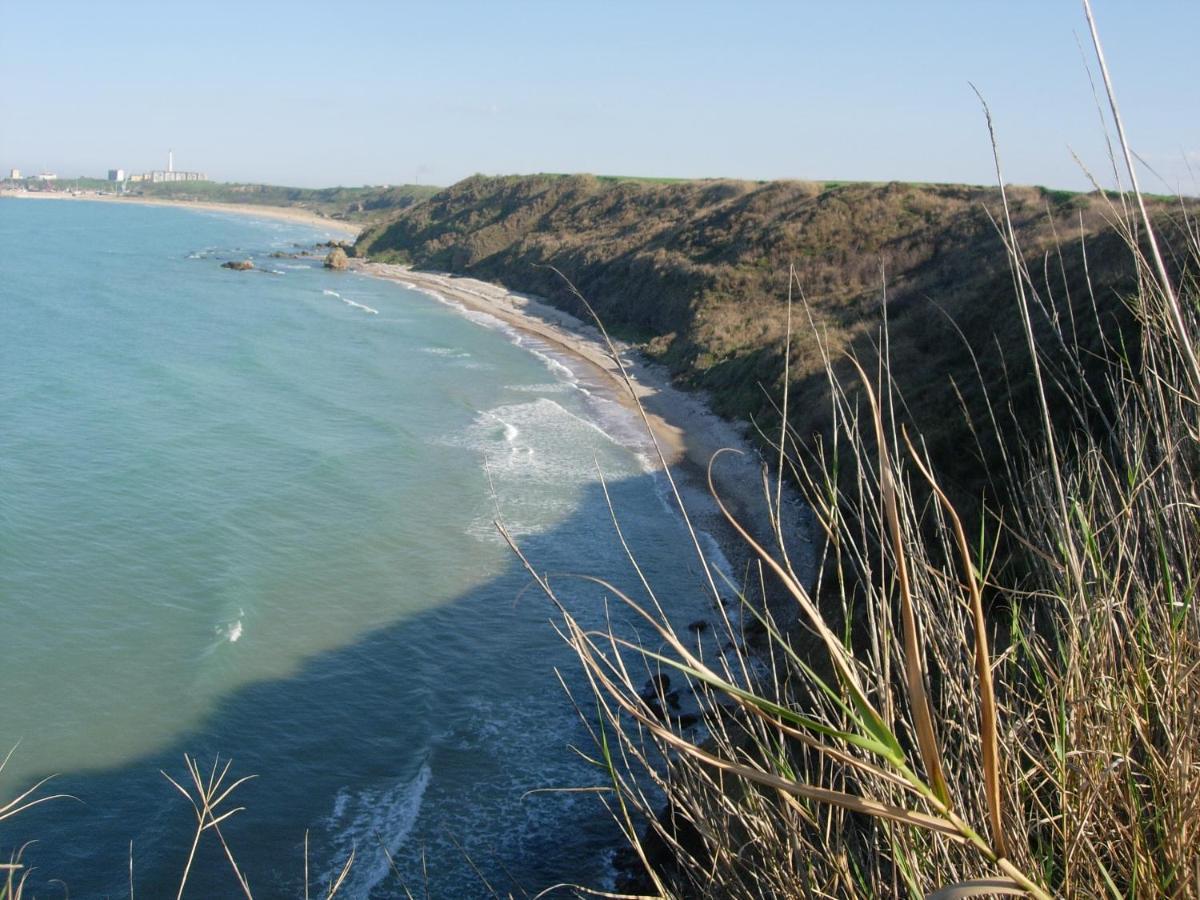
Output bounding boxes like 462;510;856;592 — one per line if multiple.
443;398;638;541
322;762;433;897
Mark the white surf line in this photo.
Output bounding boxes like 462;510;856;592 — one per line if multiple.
323;288;378;314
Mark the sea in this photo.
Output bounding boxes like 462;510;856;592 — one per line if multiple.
0;198;726;897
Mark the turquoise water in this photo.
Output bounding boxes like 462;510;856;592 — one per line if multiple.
0;199;717;896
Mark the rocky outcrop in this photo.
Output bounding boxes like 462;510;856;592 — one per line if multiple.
323;247;349;270
221;259;254;271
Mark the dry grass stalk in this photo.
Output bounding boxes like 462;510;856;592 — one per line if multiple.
501;10;1198;895
161;754;257;899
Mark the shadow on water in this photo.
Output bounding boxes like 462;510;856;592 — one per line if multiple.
4;469;729;898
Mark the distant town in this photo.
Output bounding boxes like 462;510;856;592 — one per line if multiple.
3;150;206;190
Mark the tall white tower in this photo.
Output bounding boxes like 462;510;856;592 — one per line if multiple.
168;149;174;173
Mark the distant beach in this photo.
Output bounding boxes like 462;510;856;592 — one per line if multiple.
0;188;363;237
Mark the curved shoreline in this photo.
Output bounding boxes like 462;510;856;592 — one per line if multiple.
350;261;813;577
4;186;807;576
0;189;363;237
6;189;784;542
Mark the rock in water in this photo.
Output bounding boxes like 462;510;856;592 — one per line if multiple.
324;247;349;270
221;259;254;271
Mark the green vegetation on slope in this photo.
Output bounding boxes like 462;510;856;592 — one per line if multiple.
537;189;1200;896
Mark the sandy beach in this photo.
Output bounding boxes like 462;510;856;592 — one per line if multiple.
0;189;363;238
351;261;811;569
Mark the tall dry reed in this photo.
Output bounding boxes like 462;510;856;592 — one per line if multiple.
506;6;1200;896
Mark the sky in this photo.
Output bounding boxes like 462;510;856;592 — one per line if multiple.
1;1;1196;192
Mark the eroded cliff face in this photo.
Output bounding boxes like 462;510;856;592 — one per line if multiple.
357;173;1189;514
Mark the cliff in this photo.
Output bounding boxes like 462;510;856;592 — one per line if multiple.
356;173;1192;515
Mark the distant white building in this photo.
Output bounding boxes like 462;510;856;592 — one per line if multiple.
138;149;205;184
8;168;20;180
147;170;205;183
108;169;126;182
33;172;57;181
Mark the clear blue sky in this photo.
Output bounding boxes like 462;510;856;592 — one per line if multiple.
2;1;1196;192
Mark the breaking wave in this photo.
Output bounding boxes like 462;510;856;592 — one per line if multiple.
321;762;433;898
323;289;378;315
